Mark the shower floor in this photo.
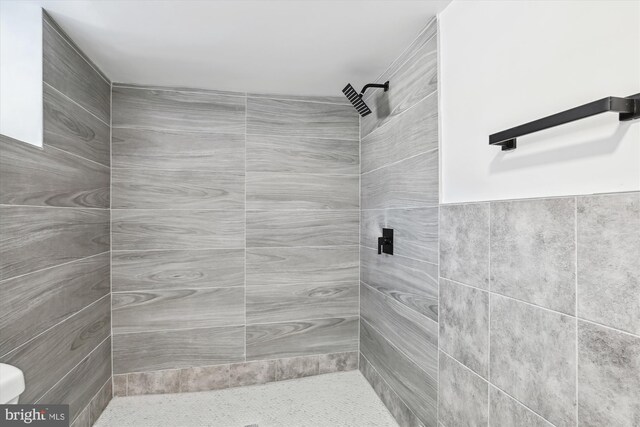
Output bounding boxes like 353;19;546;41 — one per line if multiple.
94;371;399;427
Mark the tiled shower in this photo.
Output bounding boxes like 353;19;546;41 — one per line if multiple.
110;84;360;389
0;4;638;427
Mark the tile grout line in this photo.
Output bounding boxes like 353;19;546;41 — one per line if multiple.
69;377;111;426
113;83;352;107
111;124;359;142
440;348;557;427
109;79;114;399
253;133;361;142
43;18;110;85
361;318;436;382
112;209;359;212
115;280;358;293
250;313;362;327
112;284;248;294
0;294;110;358
440;190;640;207
361;89;438;140
244;92;248;363
246;171;361;177
248;244;360;250
487;201;492;425
359;206;440;211
111;208;246;211
437;202;441;426
361;88;437;143
112;83;246;98
361;205;441;211
440;275;640;339
111;323;246;337
112;314;360;337
361;244;438;266
0;251;110;284
488;383;556;427
111;247;245;253
360;352;425;426
360;147;439;177
112;166;360;177
363;17;437;103
360;280;438;328
114;350;357;377
358;109;362;365
248;95;351;107
0;204;109;211
44;82;110;127
110;125;245;136
34;335;111;405
46;143;110;170
574;196;579;427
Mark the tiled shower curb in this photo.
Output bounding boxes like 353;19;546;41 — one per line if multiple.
112;351;358;397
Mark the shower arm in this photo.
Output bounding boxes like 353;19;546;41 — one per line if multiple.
359;81;390;96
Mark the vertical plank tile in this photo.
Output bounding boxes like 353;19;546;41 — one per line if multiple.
490;295;576;427
491;198;576;314
439;278;489;378
439;351;488;427
577;192;640;334
578;321;640;427
439;203;490;289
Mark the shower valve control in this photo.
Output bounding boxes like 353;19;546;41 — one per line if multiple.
378;228;393;255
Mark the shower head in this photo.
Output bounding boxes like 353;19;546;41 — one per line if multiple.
342;84;371;117
342;81;389;117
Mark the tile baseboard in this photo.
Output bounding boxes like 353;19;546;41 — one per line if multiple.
112;351;358;397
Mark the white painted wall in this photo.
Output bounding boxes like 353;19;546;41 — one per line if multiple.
0;1;43;147
439;0;640;203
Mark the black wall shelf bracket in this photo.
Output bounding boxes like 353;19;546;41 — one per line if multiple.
489;93;640;151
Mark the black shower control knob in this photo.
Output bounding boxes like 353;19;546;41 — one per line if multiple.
377;228;393;255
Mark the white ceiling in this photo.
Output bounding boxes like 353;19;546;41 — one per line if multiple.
30;0;450;96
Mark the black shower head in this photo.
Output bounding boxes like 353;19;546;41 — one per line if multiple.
342;83;372;117
342;81;389;117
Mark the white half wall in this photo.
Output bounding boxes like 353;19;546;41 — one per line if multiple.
0;1;43;147
439;0;640;203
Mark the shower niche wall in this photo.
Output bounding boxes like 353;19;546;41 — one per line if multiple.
110;85;361;394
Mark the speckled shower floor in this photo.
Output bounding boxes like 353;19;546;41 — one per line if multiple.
94;371;399;427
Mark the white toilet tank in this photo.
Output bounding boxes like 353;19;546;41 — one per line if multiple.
0;363;25;404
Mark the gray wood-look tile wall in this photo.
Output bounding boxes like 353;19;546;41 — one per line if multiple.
358;17;440;427
0;12;111;426
438;192;640;427
111;81;360;375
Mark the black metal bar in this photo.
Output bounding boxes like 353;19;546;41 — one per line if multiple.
489;93;640;151
360;81;390;96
